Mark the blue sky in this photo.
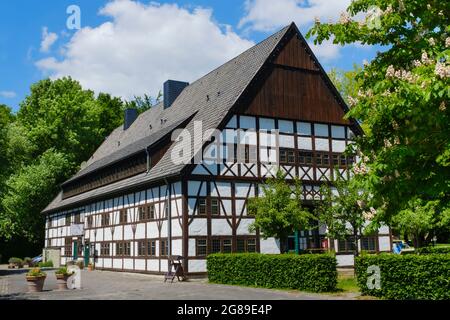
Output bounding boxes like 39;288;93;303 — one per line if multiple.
0;0;379;112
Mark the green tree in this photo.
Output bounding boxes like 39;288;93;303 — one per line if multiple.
248;170;312;253
125;92;161;114
17;77;124;165
316;171;373;257
392;198;450;248
0;104;15;195
1;149;71;242
308;1;450;226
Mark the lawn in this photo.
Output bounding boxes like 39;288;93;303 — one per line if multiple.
337;275;359;293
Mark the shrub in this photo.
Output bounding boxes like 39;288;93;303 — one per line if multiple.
416;246;450;255
27;268;46;277
207;253;337;293
8;257;23;266
355;253;450;300
23;257;32;266
38;260;54;268
55;267;73;276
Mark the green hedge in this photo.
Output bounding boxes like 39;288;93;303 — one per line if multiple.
207;253;337;293
355;253;450;300
416;246;450;255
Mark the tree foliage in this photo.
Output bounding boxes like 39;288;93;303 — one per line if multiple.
0;77;156;245
1;149;71;241
316;171;373;256
248;170;312;253
308;1;450;227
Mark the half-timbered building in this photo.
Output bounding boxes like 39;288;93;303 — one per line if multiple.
42;23;392;275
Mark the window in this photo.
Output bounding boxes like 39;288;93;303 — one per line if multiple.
147;240;156;256
101;213;110;226
196;239;207;256
247;239;256;252
236;239;245;253
87;216;93;228
120;209;127;224
116;241;131;256
138;240;146;256
316;153;323;165
100;243;110;256
139;206;149;221
299;151;313;165
64;238;72;256
148;204;155;220
211;199;220;216
65;214;71;226
211;239;221;254
361;236;377;252
74;213;81;224
280;149;295;164
223;239;232;253
164;201;169;218
160;240;169;257
338;237;356;253
48;218;53;228
333;154;339;166
198;198;207;215
323;154;330;165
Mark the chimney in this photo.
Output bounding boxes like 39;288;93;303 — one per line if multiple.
124;108;138;130
163;80;189;109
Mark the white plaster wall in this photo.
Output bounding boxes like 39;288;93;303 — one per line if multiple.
188;181;206;197
331;125;345;139
123;225;134;241
160;260;168;272
259;132;277;147
123;259;133;270
211;182;231;197
147;259;159;272
379;236;391;252
171;219;183;237
298;137;312;150
297;122;311;135
135;259;146;271
147;222;159;238
315;138;329;151
160;221;168;238
332;140;346;153
279;135;295;148
113;259;122;269
172;239;183;256
189;239;196;256
211;219;232;235
259;118;275;130
135;224;146;239
236;219;255;235
235;183;254;197
239;115;256;129
189;260;207;273
379;225;389;234
260;238;280;254
336;255;354;267
189;219;208;236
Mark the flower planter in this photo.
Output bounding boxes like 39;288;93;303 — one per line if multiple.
55;274;71;290
26;275;46;293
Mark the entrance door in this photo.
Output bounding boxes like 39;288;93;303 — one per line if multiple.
73;240;78;260
84;241;90;266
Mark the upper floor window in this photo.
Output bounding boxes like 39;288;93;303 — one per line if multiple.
119;209;127;224
298;151;313;165
198;198;207;215
211;199;220;216
87;216;93;228
101;213;110;226
280;149;295;165
65;214;71;226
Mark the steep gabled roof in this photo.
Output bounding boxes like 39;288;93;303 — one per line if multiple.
42;24;292;214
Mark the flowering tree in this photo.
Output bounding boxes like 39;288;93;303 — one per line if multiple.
308;1;450;231
316;170;374;257
248;170;312;253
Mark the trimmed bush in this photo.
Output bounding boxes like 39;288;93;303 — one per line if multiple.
8;257;23;267
207;253;338;293
38;260;54;268
416;246;450;255
355;253;450;300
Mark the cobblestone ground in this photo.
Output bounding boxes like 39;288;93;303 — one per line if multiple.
0;268;359;300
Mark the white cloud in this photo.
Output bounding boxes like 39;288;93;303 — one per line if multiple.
40;27;59;53
36;0;255;100
239;0;352;32
308;39;341;62
0;91;17;98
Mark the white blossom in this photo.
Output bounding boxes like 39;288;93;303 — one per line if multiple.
339;12;351;24
428;38;436;46
386;65;395;78
446;37;450;48
412;60;422;67
348;96;359;107
439;101;446;112
314;16;320;24
384;5;393;14
421;52;433;65
435;62;450;79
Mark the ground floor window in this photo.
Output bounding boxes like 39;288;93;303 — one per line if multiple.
361;236;378;252
64;237;72;256
196;239;207;256
160;239;169;257
100;243;110;256
338;236;356;254
116;241;131;256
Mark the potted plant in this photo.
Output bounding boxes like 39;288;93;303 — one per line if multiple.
23;257;32;268
87;262;94;271
8;257;23;269
55;267;74;290
26;268;47;293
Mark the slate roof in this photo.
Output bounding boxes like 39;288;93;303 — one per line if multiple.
42;24;292;214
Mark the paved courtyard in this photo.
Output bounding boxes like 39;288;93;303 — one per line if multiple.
0;268;359;300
